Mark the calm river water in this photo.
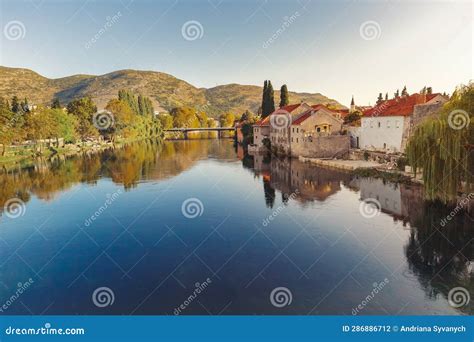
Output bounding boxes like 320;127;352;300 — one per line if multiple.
0;140;472;315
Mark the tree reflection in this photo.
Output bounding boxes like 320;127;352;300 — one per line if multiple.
405;201;473;314
0;140;235;219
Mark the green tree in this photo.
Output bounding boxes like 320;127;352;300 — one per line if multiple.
406;82;473;203
377;93;383;104
385;93;389;101
401;86;408;96
0;98;16;155
67;97;98;141
50;108;77;144
261;80;275;118
279;84;289;108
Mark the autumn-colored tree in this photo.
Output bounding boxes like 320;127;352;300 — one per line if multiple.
67;97;98;141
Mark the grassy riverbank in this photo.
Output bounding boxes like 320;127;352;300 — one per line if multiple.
351;167;414;184
0;137;159;170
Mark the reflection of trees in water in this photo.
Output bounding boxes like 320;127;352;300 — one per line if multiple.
0;140;235;218
263;176;275;208
404;202;473;314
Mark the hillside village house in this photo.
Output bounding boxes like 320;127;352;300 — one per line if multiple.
251;103;312;153
359;93;447;153
250;102;350;158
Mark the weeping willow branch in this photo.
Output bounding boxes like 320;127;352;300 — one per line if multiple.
406;83;473;203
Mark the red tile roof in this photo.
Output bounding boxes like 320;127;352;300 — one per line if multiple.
254;103;304;126
363;93;439;118
292;106;341;125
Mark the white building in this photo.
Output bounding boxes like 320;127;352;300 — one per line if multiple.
360;93;447;153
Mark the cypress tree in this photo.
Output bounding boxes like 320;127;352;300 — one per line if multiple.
279;84;289;108
261;80;268;117
377;93;383;104
266;81;275;115
402;86;408;96
385;93;389;101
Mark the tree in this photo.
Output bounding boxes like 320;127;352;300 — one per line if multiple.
0;98;16;155
11;96;21;114
105;99;134;142
67;97;98;141
401;86;408;96
385;93;389;101
377;93;383;104
261;80;268;116
52;98;62;109
158;114;173;130
261;80;275;118
266;81;275;115
426;87;433;95
394;89;400;98
24;107;55;152
50;108;77;144
279;84;289;108
406;82;473;203
170;107;200;128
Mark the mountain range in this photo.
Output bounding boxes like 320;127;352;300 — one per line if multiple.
0;66;344;117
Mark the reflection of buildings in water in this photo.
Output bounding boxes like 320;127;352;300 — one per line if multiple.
269;158;350;203
354;177;424;222
358;178;403;217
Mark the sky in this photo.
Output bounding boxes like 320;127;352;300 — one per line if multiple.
0;0;472;106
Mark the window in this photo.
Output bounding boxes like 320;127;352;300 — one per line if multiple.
291;137;293;142
378;122;381;128
292;128;294;133
317;127;321;132
296;138;298;143
297;128;299;133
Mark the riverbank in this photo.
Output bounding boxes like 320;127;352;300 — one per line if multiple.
0;137;160;171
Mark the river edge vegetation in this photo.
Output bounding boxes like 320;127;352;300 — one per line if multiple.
0;90;163;167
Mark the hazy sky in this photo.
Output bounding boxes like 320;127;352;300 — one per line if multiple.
0;0;472;106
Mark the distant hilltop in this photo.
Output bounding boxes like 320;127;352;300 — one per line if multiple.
0;66;344;118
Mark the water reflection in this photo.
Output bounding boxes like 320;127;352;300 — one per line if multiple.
245;153;473;314
0;140;472;315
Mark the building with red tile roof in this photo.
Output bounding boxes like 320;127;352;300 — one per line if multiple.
359;93;447;152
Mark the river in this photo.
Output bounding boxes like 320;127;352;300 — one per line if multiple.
0;140;472;315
